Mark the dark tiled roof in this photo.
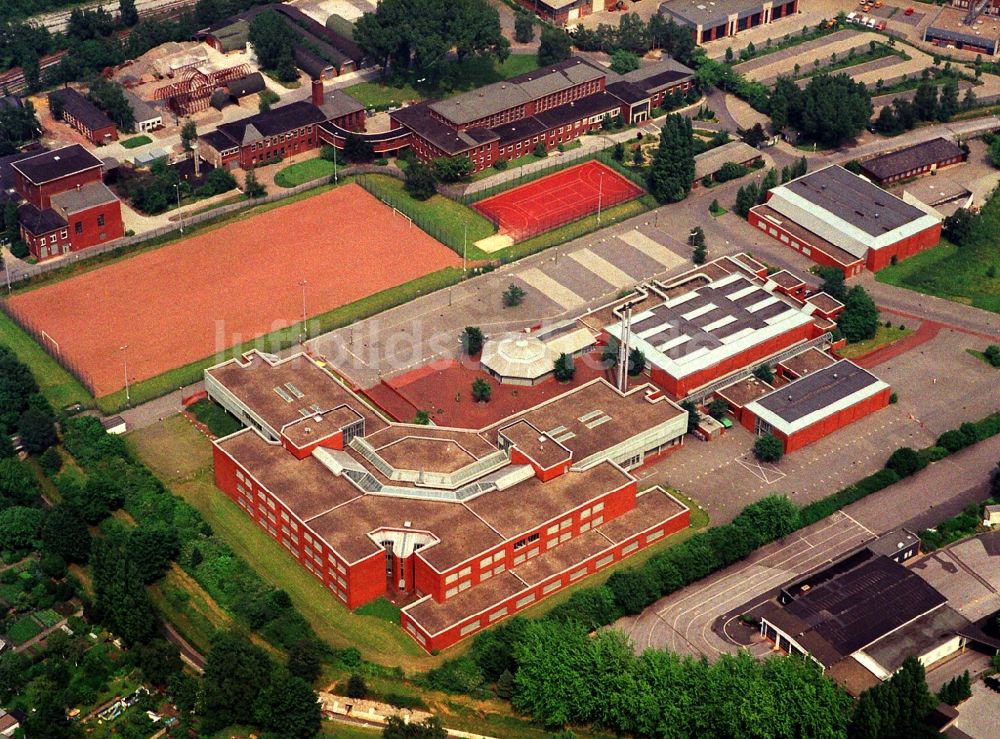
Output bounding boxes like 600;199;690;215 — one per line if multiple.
215;101;327;146
49;88;115;132
534;91;622;128
606;80;650;105
320;90;364;120
859;137;965;182
11;144;102;185
752;360;882;424
391;103;497;155
200;130;239;152
17;203;67;235
429;57;603;126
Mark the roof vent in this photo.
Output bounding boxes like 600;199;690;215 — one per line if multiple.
787;394;793;401
53;155;60;161
538;435;546;444
313;414;322;422
832;373;838;379
404;521;412;528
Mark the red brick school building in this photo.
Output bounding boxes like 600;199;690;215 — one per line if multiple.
206;352;691;651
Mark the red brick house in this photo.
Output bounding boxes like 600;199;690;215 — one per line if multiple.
11;145;124;261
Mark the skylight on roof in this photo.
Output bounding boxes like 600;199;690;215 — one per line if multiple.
274;386;293;402
285;382;304;398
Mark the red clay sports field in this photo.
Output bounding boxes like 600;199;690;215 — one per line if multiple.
8;185;460;397
472;161;644;241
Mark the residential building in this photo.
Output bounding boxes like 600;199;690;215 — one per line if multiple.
11;145;124;261
124;90;163;133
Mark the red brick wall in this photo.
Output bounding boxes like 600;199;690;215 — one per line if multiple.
414;476;638;603
402;504;691;652
782;386;891;453
17;168;103;209
62;200;124;251
747;207;866;277
347;553;385;609
741;386;890;452
239;125;319;168
650;321;819;398
864;223;942;272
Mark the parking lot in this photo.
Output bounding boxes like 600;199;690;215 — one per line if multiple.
615;434;1000;658
954;678;1000;738
614;511;875;657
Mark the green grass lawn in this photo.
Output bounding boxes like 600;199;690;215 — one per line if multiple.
120;135;152;149
346;54;540;109
274;158;337;188
837;324;914;359
35;608;62;628
359;174;496;259
0;309;92;410
876;236;1000;313
7;615;42;644
354;596;401;624
187;398;244;437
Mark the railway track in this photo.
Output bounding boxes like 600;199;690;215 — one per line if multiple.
0;0;200;94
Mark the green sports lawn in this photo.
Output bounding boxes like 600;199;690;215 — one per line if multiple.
274;158;337;188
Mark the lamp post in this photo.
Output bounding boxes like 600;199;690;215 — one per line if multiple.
174;183;183;234
597;170;604;224
120;344;130;406
298;279;308;343
463;223;467;277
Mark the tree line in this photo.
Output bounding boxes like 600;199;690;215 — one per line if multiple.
355;0;509;82
0;344;338;736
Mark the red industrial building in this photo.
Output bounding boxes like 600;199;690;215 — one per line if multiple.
659;0;799;44
740;359;891;452
205;351;691;652
48;88;118;145
12;145;124;261
601;255;840;400
748;165;943;277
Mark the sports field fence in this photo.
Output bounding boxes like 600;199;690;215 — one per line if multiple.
355;174;500;254
0;298;97;396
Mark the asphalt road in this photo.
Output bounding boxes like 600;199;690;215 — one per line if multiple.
612;433;1000;658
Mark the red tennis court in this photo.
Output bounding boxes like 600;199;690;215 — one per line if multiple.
472;161;644;242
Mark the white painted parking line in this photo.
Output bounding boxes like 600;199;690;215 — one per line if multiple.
618;229;686;270
568;248;635;289
517;268;584;311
